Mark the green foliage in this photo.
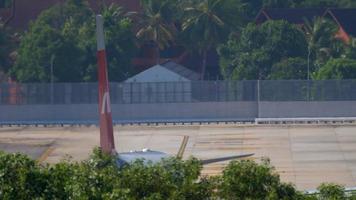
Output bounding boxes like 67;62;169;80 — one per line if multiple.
0;148;214;199
4;149;356;199
304;17;341;73
6;0;356;82
315;58;356;80
0;151;46;199
342;38;356;60
270;57;308;80
0;0;12;8
133;0;177;64
219;20;308;80
12;22;84;82
317;183;347;200
82;5;138;82
11;0;137;83
182;0;233;50
181;0;246;79
135;0;177;50
218;158;302;199
3;0;356;82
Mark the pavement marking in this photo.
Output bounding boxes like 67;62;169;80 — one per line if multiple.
37;146;55;163
177;135;189;159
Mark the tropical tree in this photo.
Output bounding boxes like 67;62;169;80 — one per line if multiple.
79;4;138;82
11;0;137;82
134;0;177;64
10;0;92;82
12;22;84;82
0;0;13;8
270;57;308;80
303;17;339;80
4;149;356;199
342;37;356;60
219;158;303;199
314;58;356;80
218;20;308;80
182;0;240;79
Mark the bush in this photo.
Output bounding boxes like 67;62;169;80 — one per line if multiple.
270;57;308;80
218;158;303;199
315;58;356;80
1;149;355;199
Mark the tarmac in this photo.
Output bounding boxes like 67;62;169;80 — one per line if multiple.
1;124;356;190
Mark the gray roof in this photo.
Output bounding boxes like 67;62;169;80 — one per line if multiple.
161;61;200;81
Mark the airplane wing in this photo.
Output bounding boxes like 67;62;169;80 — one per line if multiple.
201;153;254;165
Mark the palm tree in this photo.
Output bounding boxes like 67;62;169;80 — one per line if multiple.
134;0;176;64
182;0;230;79
303;17;338;80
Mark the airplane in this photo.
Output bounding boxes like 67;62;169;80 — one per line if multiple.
95;15;254;167
116;148;254;167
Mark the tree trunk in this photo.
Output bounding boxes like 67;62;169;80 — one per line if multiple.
156;44;160;65
201;49;207;80
99;0;106;13
307;48;311;80
4;0;15;26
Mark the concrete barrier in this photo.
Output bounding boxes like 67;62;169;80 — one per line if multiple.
2;101;356;124
0;101;258;123
258;101;356;118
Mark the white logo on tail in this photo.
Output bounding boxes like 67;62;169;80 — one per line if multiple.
101;92;111;114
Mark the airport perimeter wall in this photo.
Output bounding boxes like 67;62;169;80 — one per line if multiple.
1;101;356;123
2;80;356;123
258;101;356;118
0;102;258;123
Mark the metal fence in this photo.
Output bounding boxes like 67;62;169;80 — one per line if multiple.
1;80;356;105
260;80;356;101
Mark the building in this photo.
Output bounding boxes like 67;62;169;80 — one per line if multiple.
123;61;200;103
324;9;356;43
255;8;356;43
255;8;325;25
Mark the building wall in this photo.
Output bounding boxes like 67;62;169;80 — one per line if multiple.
124;66;193;103
125;65;190;83
123;82;193;104
7;0;60;30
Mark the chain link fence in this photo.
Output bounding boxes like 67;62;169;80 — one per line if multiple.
1;80;356;105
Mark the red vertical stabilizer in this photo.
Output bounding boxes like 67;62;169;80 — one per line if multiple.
96;15;115;154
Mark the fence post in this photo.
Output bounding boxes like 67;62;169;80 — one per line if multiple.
51;82;54;104
257;80;260;119
64;83;72;104
307;80;310;101
0;84;2;105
